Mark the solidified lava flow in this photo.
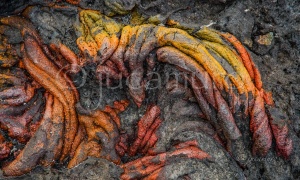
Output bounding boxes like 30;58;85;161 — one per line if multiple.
0;0;294;179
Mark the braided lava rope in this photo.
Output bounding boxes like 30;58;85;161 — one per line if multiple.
0;9;292;178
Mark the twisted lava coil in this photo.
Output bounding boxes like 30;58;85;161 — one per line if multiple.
0;6;292;179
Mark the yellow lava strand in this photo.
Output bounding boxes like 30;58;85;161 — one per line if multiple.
156;27;230;92
203;40;255;94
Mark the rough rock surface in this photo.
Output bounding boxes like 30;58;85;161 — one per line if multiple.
0;0;299;179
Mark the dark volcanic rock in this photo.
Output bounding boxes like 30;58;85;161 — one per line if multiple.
1;158;122;180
